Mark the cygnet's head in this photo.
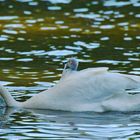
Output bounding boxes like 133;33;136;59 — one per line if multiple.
64;58;79;71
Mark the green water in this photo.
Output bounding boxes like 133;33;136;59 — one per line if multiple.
0;0;140;139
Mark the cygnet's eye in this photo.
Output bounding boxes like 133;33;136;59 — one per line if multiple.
70;61;73;64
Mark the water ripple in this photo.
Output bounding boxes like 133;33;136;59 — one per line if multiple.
47;50;77;56
0;16;18;20
0;0;140;139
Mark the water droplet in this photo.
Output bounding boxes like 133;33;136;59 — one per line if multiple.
100;25;115;29
73;8;88;13
100;37;110;41
4;24;25;28
17;58;33;62
135;14;140;18
25;20;37;24
40;27;57;30
3;29;18;34
136;36;140;39
70;28;82;32
124;37;132;41
47;50;76;56
28;2;38;6
0;37;8;41
0;58;14;60
0;16;18;20
55;21;64;24
48;6;61;11
24;11;32;15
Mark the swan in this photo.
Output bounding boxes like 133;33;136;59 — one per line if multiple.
0;58;140;112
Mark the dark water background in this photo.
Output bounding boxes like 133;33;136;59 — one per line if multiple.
0;0;140;139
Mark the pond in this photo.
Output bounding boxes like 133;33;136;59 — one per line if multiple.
0;0;140;139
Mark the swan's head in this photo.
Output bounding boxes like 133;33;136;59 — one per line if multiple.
64;58;79;71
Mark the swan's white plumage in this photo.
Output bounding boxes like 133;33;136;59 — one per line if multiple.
0;61;140;112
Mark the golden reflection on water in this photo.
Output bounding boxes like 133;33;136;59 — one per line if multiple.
0;0;140;87
0;0;140;140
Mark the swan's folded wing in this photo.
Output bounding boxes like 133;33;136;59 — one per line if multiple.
60;67;109;82
56;68;140;104
57;67;111;101
120;74;140;94
80;67;109;75
81;67;109;72
122;74;140;83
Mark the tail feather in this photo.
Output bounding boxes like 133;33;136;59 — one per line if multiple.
0;85;21;107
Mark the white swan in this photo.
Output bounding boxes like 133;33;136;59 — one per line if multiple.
1;58;140;112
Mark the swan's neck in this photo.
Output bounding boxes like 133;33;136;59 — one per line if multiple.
61;69;75;80
0;85;21;107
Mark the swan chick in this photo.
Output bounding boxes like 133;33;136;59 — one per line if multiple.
64;58;79;71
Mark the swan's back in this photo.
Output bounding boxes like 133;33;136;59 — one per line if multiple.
57;67;140;102
1;63;140;112
34;67;139;111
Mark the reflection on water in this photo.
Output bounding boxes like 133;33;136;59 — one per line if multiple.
0;0;140;139
0;107;140;140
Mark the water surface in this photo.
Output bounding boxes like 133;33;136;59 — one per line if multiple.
0;0;140;139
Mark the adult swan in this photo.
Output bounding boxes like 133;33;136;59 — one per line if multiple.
0;58;140;112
